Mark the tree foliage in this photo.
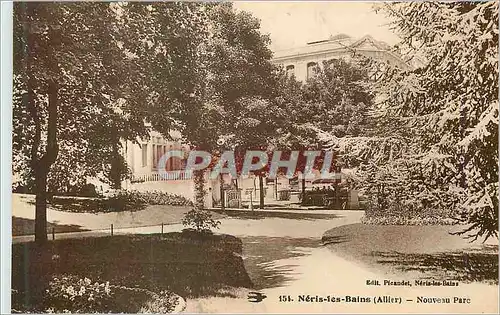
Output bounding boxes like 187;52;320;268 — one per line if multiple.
177;3;277;149
12;2;212;242
378;1;498;241
173;3;279;210
302;59;374;137
320;2;498;241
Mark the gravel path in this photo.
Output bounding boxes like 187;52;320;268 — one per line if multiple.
183;214;498;314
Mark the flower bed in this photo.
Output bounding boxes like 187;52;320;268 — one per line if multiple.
361;199;456;226
361;215;456;226
12;274;182;313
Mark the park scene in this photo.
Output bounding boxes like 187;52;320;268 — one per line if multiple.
10;1;499;314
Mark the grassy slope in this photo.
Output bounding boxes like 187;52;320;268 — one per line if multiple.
323;223;498;283
12;196;225;235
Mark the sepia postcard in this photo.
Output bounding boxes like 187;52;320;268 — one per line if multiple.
5;1;499;314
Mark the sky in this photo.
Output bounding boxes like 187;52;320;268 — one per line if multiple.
232;1;401;52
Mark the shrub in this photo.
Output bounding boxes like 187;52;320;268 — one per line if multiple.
362;196;456;226
75;183;99;197
47;190;194;213
361;215;456;226
139;290;181;313
110;190;193;209
182;209;221;233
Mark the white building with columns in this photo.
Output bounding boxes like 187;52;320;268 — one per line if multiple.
272;33;410;81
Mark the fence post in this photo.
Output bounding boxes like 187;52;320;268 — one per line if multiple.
52;228;55;240
111;224;114;236
161;223;164;235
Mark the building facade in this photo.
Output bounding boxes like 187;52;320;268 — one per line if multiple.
272;34;410;81
123;130;190;183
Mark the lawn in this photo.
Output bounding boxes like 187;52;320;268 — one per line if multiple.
12;205;201;236
12;232;253;313
323;223;498;284
12;193;226;235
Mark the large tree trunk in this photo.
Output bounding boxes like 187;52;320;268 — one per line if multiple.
26;6;61;243
193;170;206;211
33;81;59;244
259;175;265;209
34;171;48;244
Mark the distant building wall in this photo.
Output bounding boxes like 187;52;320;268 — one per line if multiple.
124;172;220;204
123;130;190;179
272;34;410;81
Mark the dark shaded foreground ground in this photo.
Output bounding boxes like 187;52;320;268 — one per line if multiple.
323;223;499;283
11;232;252;313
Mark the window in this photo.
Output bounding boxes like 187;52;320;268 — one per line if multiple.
156;145;163;169
141;143;148;167
152;144;157;168
306;62;318;80
286;65;295;77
